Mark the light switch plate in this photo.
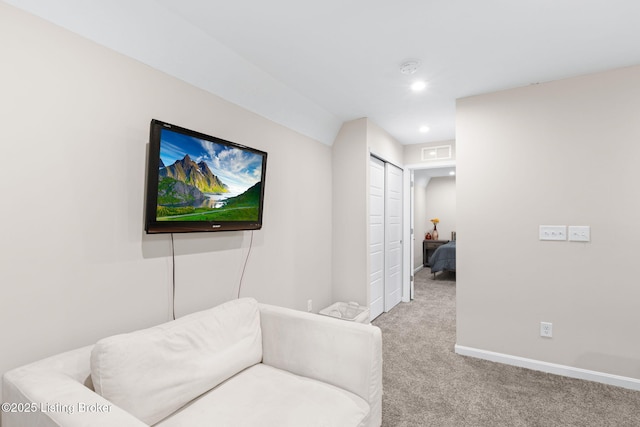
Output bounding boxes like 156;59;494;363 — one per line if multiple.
539;225;567;241
568;226;590;242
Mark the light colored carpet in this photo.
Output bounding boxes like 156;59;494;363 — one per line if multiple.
372;268;640;427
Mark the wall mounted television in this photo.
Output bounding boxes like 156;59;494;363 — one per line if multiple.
145;119;267;233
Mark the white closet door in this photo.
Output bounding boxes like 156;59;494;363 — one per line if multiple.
384;162;403;312
369;157;385;320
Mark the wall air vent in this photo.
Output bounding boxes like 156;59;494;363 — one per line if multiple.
421;145;452;161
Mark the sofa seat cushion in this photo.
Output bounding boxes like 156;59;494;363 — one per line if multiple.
154;364;371;427
90;298;262;425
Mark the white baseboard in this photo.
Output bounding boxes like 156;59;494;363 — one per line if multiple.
454;345;640;392
413;265;424;274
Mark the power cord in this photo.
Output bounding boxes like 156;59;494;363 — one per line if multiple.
171;233;176;320
171;230;253;318
237;230;254;299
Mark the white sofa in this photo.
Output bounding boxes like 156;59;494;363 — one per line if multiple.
2;298;382;427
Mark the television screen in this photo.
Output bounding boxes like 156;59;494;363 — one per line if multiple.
145;119;267;233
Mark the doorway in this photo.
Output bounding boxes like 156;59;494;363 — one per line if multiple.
402;160;456;300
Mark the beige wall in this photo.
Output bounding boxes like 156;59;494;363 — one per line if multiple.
332;119;368;305
424;177;456;243
367;120;404;166
457;65;640;380
0;2;333;397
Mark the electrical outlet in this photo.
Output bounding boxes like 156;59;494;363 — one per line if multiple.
540;322;553;338
539;225;567;241
307;299;313;312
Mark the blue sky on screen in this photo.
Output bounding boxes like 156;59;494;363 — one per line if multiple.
159;128;263;193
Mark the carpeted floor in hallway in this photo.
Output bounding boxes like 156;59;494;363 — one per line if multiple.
372;268;640;427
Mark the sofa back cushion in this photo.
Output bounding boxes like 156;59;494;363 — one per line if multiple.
90;297;262;425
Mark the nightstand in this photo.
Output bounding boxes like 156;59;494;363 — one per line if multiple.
423;240;449;267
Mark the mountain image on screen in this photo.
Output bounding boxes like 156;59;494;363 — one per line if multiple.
156;154;262;222
160;155;228;195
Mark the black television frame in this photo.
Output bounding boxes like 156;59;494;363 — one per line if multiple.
145;119;267;234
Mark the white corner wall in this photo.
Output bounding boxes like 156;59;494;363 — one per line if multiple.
456;64;640;381
0;2;333;398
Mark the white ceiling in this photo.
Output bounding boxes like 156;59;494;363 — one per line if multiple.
7;0;640;145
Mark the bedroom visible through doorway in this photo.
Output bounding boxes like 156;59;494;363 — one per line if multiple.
403;161;456;300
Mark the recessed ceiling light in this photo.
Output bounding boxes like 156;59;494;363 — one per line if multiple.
419;126;430;133
449;171;456;176
411;81;427;91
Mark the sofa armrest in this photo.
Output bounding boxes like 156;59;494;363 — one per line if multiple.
2;346;147;427
258;303;382;427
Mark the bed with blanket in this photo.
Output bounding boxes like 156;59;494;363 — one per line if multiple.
428;240;456;276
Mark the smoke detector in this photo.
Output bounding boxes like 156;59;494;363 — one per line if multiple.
400;59;421;75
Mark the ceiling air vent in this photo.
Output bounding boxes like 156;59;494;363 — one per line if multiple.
421;145;452;161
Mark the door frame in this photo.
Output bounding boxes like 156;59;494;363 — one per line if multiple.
402;160;456;301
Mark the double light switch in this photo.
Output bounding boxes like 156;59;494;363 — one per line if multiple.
568;226;590;242
539;225;590;242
